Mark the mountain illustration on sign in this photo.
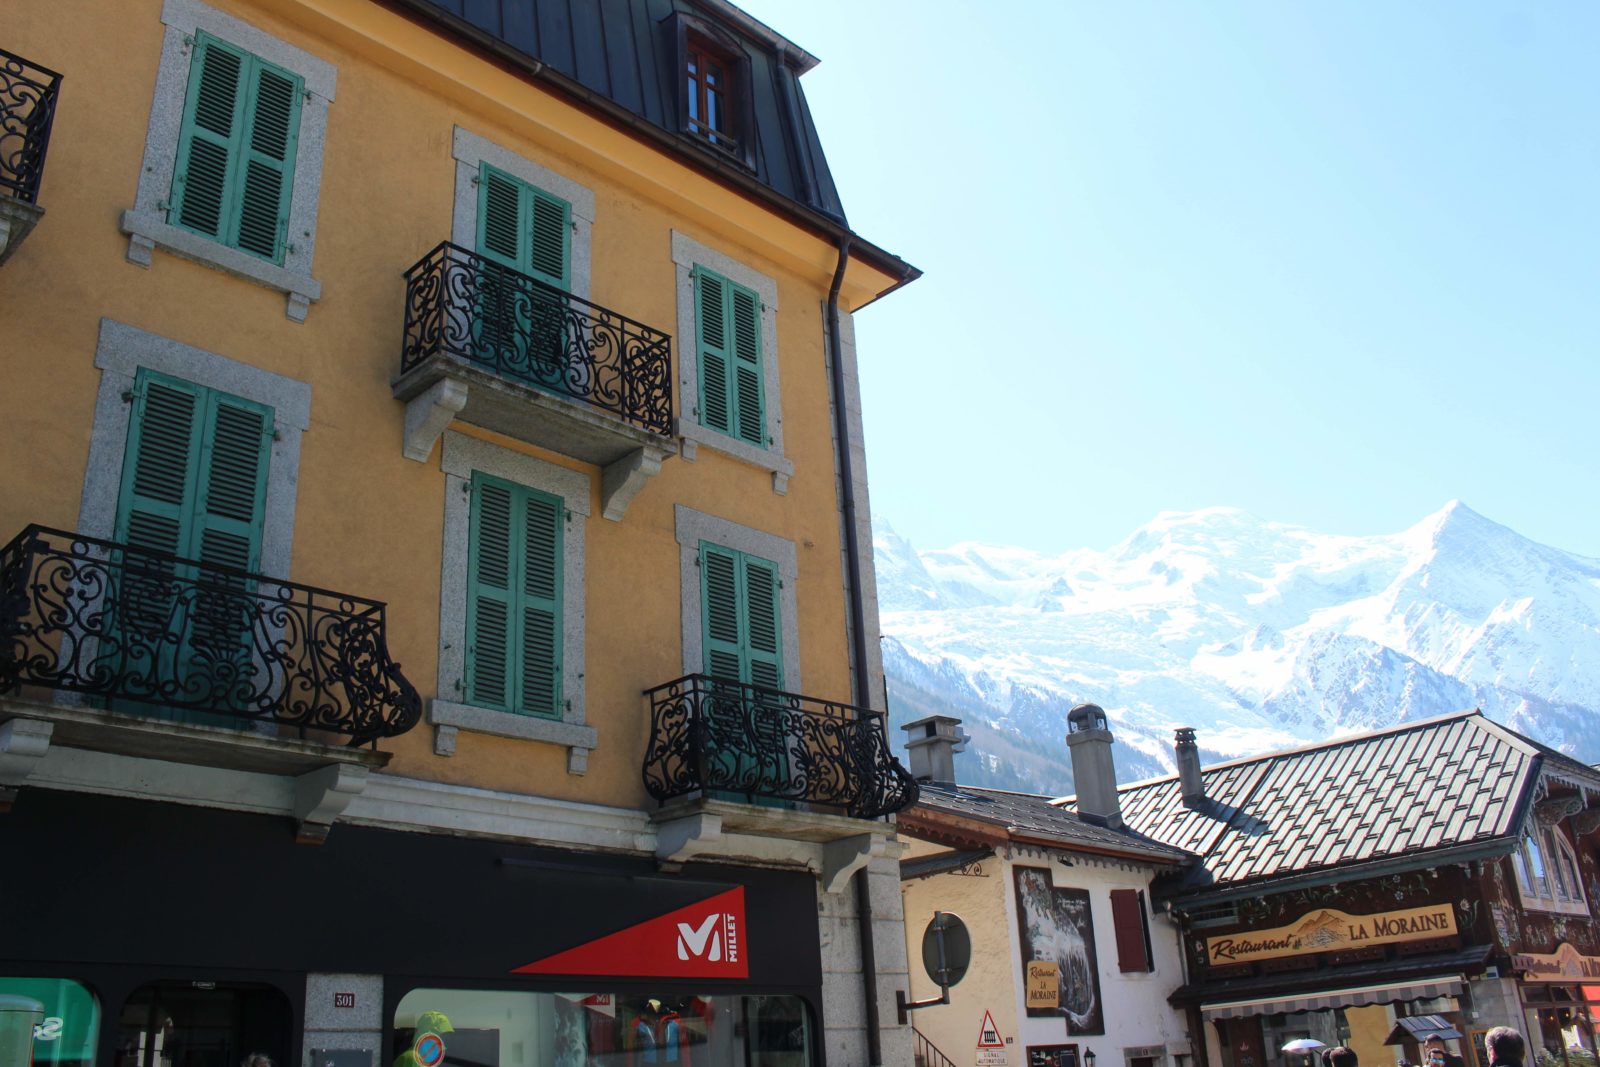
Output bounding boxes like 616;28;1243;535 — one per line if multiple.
1293;911;1347;949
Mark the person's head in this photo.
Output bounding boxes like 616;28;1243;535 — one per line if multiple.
1424;1038;1449;1065
240;1055;273;1067
1485;1028;1525;1066
1328;1047;1359;1067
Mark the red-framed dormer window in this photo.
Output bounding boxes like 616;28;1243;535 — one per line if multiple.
686;37;735;152
671;13;755;170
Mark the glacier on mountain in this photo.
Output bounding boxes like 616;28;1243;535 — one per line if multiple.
875;502;1600;795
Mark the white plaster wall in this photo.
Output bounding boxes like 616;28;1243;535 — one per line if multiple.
1003;847;1189;1064
899;839;1193;1067
901;841;1019;1067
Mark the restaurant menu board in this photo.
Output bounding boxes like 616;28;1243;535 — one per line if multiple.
1028;1045;1080;1067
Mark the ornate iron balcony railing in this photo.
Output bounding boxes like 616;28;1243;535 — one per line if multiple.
1;48;62;204
402;241;673;436
0;526;421;747
642;674;920;820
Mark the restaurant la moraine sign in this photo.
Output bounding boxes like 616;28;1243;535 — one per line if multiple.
1206;905;1457;965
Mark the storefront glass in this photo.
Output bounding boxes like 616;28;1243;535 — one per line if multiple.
0;977;99;1067
116;981;293;1067
394;987;814;1067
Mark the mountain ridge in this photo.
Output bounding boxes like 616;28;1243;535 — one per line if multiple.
876;502;1600;796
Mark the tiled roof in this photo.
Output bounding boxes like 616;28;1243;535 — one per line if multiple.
1062;710;1599;897
911;783;1190;865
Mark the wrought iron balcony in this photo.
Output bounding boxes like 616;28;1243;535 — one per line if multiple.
642;674;920;820
0;526;421;747
0;47;61;264
400;241;673;434
1;48;59;205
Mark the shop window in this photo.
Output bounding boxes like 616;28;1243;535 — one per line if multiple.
1515;825;1588;915
394;987;815;1067
117;981;292;1067
0;977;99;1067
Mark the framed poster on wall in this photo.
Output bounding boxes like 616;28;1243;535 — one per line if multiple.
1013;868;1104;1032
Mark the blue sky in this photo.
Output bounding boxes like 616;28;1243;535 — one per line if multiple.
735;1;1600;558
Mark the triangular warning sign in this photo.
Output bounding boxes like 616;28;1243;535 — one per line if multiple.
976;1010;1005;1049
512;887;748;979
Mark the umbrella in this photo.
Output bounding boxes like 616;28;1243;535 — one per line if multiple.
1283;1041;1329;1055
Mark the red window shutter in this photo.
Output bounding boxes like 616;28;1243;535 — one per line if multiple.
1111;889;1151;973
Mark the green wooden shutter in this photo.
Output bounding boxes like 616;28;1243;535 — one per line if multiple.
233;60;301;261
701;544;744;682
113;372;272;717
729;284;764;446
466;477;515;712
695;268;765;447
465;473;563;718
478;166;525;269
171;35;248;244
171;33;301;264
115;371;271;569
743;555;782;690
519;491;562;718
700;543;783;690
695;270;732;434
476;164;570;287
527;189;570;290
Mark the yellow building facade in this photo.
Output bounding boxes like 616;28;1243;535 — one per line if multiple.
0;2;919;1065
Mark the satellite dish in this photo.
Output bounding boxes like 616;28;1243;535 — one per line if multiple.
921;912;972;988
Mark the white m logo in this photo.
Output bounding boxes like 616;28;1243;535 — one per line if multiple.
676;914;723;962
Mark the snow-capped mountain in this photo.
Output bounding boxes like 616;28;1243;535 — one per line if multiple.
876;502;1600;796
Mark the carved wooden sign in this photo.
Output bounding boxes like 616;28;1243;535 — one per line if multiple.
1512;942;1600;979
1205;904;1457;964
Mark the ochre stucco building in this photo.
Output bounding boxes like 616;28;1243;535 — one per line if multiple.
0;2;920;1064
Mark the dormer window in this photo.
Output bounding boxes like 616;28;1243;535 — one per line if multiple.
687;37;736;152
671;14;755;169
1513;824;1588;915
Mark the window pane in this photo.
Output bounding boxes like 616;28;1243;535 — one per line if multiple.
395;988;815;1067
118;981;292;1067
1513;846;1534;894
1526;834;1549;898
0;978;99;1067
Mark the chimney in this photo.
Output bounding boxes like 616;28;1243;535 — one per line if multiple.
1066;703;1122;828
1175;727;1206;806
902;715;968;786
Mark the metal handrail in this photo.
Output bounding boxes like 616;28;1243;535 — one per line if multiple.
641;673;920;819
401;240;674;436
0;47;62;204
913;1028;960;1067
0;525;421;746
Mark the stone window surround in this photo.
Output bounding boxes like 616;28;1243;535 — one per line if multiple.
670;231;792;494
674;504;800;694
120;0;336;323
430;431;596;774
451;126;595;302
78;317;312;579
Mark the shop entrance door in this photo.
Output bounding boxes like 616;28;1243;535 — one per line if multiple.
1220;1017;1268;1067
116;981;292;1067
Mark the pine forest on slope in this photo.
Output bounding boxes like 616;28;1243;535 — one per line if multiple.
875;502;1600;796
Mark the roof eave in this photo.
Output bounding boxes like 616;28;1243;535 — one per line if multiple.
381;0;919;300
1156;834;1521;908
